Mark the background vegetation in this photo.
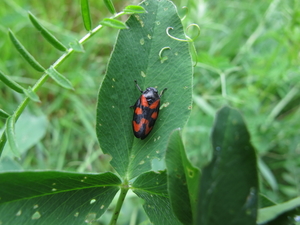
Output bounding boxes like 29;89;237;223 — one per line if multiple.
0;0;299;221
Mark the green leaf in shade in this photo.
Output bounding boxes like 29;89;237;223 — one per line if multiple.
100;18;128;29
5;116;20;158
259;194;277;208
132;171;182;225
46;66;73;90
0;109;10;119
80;0;92;31
258;196;300;224
0;171;121;224
28;12;67;52
0;70;24;93
123;5;147;14
96;0;192;180
69;40;84;52
103;0;116;14
8;29;45;72
196;106;259;225
23;86;40;102
165;129;200;225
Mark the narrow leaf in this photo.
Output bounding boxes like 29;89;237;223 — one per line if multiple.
81;0;92;31
0;171;121;224
28;12;67;52
69;40;84;52
166;129;200;224
196;106;259;225
5;116;20;158
103;0;116;14
123;5;147;14
46;66;73;90
8;29;45;72
0;70;24;93
3;112;48;156
132;171;182;225
0;109;10;119
23;86;40;102
100;18;128;29
96;0;192;180
258;196;300;224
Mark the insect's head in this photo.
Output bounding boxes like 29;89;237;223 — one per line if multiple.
143;87;159;99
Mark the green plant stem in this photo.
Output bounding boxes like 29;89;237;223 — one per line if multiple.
109;185;129;225
0;11;125;156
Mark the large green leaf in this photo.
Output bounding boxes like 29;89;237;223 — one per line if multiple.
96;0;192;180
132;171;182;225
196;106;259;225
0;171;121;224
165;129;200;224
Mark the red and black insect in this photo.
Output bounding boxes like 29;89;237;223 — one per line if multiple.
131;80;167;140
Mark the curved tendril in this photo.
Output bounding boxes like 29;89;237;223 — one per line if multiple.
159;47;171;63
186;23;201;41
166;27;191;42
158;47;171;59
181;6;188;21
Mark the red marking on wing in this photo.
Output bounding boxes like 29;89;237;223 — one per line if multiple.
145;123;153;135
140;95;149;107
149;100;160;109
133;118;148;132
135;107;143;115
151;111;158;119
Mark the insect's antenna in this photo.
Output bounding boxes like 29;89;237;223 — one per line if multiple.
160;88;167;97
134;80;143;93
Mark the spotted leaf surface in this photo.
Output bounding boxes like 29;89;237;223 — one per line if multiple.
96;0;192;180
132;171;182;225
0;171;121;225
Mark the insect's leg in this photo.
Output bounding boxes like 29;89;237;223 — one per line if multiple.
160;88;167;97
134;80;143;93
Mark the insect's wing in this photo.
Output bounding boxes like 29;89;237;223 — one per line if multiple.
132;96;160;140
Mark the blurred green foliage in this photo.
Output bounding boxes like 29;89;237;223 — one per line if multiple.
0;0;299;213
179;0;300;204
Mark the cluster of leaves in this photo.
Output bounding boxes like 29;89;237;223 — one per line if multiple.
0;0;300;224
180;0;300;201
